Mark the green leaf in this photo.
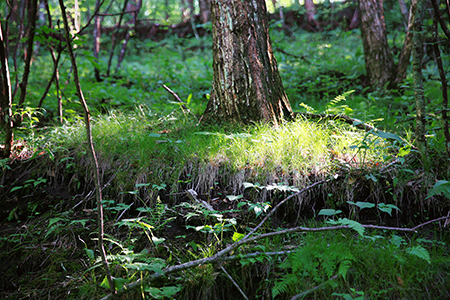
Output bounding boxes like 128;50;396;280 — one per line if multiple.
144;285;181;299
10;186;23;192
406;245;430;263
226;195;243;201
372;130;404;143
151;236;166;246
186;93;193;105
328;218;365;236
318;209;342;216
49;217;62;226
398;146;411;157
136;183;151;188
427;180;450;199
377;203;400;216
148;133;162;138
365;173;378;182
232;232;245;242
243;182;257;189
85;248;95;260
347;201;375;209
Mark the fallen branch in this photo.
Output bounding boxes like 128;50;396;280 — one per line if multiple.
99;178;450;299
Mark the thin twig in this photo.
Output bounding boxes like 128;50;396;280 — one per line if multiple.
162;84;188;111
220;264;249;300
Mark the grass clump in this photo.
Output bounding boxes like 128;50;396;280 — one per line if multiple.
42;106;388;194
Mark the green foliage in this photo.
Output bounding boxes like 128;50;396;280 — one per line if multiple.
272;235;355;298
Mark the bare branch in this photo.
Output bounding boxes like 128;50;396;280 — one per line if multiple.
220;264;249;300
96;9;139;16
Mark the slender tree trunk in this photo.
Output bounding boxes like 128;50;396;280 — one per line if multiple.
358;0;395;88
0;22;13;158
34;1;46;55
203;0;293;125
18;0;38;108
11;0;27;99
181;0;189;21
398;0;410;29
199;0;210;23
432;18;450;158
395;0;417;85
115;0;142;73
93;0;102;82
107;0;130;76
412;1;427;157
304;0;321;31
430;0;450;41
348;8;359;30
58;0;115;295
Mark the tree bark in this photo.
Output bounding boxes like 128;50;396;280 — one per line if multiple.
107;0;129;76
412;0;427;158
398;0;410;29
18;0;38;108
0;22;13;158
93;0;102;82
304;0;321;31
199;0;210;23
432;17;450;158
115;0;142;73
395;0;417;85
203;0;293;125
358;0;395;88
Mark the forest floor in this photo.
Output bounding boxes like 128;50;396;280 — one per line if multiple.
2;9;450;299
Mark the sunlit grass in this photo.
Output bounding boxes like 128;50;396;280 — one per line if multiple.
45;106;388;181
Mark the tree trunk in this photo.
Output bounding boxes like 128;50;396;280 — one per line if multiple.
358;0;395;88
412;0;427;157
432;17;450;159
93;0;102;82
203;0;293;125
18;0;38;108
395;0;417;85
398;0;409;29
116;0;142;73
199;0;210;23
0;22;13;158
304;0;321;31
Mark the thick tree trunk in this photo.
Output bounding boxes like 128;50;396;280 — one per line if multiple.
358;0;395;88
203;0;293;125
